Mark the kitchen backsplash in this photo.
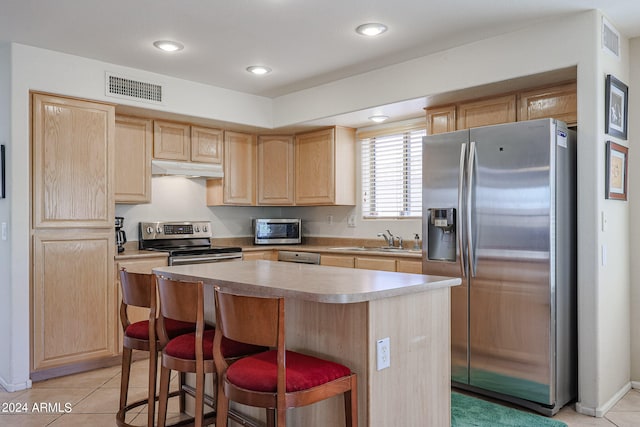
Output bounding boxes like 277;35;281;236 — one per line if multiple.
116;176;422;243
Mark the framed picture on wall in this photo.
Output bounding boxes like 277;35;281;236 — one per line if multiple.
605;74;628;140
605;141;628;200
1;144;5;199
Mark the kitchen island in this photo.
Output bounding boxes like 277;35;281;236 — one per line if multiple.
153;260;460;427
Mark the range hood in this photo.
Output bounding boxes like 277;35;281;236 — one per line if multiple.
151;159;224;178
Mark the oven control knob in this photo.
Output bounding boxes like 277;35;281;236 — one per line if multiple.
194;226;200;233
203;225;208;232
146;226;154;235
156;226;163;234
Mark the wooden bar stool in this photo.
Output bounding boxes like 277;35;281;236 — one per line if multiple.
213;289;358;427
155;276;267;427
117;269;197;427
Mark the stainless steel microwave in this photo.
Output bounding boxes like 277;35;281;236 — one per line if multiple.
253;218;301;245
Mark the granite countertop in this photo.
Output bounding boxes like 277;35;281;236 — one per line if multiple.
153;260;458;303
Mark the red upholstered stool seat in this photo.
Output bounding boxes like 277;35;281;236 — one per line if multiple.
164;329;267;360
125;318;197;340
226;350;352;392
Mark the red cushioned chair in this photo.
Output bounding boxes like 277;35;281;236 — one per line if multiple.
213;289;358;427
117;269;197;427
155;276;266;427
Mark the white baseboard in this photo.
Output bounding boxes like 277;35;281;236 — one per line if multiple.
0;375;32;393
576;382;632;417
631;381;640;389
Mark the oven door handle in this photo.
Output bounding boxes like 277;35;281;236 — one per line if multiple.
170;254;242;265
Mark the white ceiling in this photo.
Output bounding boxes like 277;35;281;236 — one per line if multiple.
2;0;640;100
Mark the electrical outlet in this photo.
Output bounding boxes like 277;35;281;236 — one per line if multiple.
347;214;356;228
376;337;390;370
1;222;6;241
327;215;333;225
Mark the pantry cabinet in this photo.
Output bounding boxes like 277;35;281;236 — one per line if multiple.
295;127;356;205
257;135;294;205
31;92;116;376
115;116;152;203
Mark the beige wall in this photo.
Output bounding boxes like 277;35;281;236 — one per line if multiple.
1;9;636;418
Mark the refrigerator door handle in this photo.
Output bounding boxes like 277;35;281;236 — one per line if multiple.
467;140;476;277
458;142;467;277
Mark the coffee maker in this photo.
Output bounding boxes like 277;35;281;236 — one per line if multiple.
115;216;127;253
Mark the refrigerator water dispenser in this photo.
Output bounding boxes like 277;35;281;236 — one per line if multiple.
427;208;456;261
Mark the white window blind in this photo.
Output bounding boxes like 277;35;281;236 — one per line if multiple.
361;127;425;218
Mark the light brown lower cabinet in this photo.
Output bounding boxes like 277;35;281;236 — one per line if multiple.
355;257;397;272
32;230;116;374
242;250;277;261
320;253;422;273
396;259;423;274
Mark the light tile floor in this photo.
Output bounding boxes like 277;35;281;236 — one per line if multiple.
1;360;639;426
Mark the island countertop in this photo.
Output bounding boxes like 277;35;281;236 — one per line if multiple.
153;259;460;303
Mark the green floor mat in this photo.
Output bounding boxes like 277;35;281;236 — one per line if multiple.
451;392;567;427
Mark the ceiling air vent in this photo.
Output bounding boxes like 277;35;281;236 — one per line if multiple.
602;17;620;59
105;73;163;104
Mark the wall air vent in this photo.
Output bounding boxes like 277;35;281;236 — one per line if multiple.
602;17;620;59
105;73;163;104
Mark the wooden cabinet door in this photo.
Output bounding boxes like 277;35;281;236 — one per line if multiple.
243;250;276;261
320;254;355;268
457;95;516;130
258;135;294;205
191;126;223;164
224;131;256;205
295;128;335;205
115;116;152;203
295;127;355;206
396;259;423;274
518;82;577;127
32;93;114;228
425;105;456;135
355;257;397;272
153;120;190;161
32;230;115;371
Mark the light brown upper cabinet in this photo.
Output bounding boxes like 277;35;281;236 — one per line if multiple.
115;116;152;203
425;105;456;135
257;135;294;205
457;94;517;130
222;131;256;205
294;127;356;206
154;120;223;164
191;126;223;164
32;93;115;228
425;81;577;134
153;120;191;161
518;82;577;127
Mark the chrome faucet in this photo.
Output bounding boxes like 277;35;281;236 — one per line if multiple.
377;230;396;247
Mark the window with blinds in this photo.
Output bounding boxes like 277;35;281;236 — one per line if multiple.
361;127;425;218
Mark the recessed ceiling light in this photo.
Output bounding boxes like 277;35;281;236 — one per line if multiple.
369;115;389;123
356;23;388;37
246;65;272;75
153;40;184;52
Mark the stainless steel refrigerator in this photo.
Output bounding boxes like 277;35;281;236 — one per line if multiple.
422;118;577;415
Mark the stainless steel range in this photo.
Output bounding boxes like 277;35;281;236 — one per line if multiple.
138;221;242;266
